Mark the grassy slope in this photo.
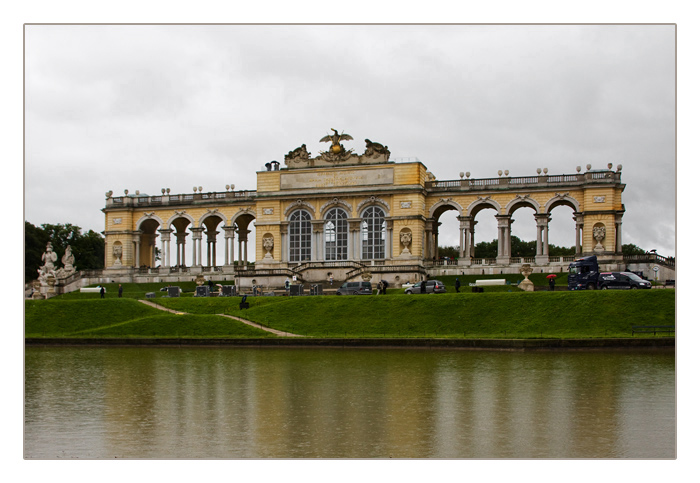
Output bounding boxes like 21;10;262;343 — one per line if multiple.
27;287;675;339
237;290;675;338
25;298;274;338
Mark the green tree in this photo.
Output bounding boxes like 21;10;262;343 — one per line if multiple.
25;221;49;280
548;244;575;256
25;222;105;280
474;239;498;258
437;245;460;259
622;243;646;256
71;229;105;270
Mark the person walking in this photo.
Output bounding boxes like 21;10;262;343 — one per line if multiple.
455;278;461;293
118;284;123;298
376;281;382;295
100;286;105;298
549;277;556;291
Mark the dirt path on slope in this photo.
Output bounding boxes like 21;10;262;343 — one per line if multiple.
138;299;303;337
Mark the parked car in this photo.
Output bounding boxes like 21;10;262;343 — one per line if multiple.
598;272;652;290
336;281;373;295
404;280;447;294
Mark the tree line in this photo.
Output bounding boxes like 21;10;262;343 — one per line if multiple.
25;222;104;280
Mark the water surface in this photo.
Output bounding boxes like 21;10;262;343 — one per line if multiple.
24;347;675;458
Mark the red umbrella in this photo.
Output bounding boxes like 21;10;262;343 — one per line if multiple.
546;274;557;279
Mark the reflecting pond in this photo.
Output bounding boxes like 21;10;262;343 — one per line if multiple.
24;346;675;458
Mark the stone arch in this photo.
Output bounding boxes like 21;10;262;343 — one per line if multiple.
232;208;257;227
466;197;501;217
544;192;580;213
505;195;541;215
429;198;463;219
136;213;165;230
284;199;316;218
165;211;196;228
357;196;390;214
199;210;228;228
320;197;352;218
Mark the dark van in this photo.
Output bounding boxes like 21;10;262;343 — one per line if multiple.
336;281;373;295
598;272;652;290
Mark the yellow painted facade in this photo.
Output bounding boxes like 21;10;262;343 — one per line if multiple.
103;139;625;280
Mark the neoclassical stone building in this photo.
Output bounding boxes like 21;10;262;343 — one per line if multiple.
102;130;626;287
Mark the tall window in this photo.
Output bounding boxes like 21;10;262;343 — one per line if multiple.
324;208;348;260
361;206;386;259
289;210;312;262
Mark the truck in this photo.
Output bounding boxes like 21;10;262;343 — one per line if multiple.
567;255;600;290
567;255;653;290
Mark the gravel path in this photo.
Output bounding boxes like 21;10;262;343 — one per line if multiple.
138;299;303;337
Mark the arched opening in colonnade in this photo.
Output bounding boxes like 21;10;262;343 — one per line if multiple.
547;205;576;255
136;218;160;268
431;205;460;260
471;206;498;259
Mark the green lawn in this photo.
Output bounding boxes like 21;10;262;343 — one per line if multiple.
27;286;675;340
234;290;675;338
25;298;274;338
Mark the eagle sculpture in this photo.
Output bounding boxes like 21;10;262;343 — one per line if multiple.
320;128;353;153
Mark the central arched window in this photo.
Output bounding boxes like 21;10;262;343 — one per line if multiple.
361;206;386;259
289;209;312;262
324;208;348;260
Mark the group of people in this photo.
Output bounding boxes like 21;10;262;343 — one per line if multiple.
376;280;388;295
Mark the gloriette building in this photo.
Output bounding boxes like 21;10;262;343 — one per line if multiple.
102;130;629;287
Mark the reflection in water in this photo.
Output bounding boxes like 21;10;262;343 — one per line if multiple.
24;347;675;458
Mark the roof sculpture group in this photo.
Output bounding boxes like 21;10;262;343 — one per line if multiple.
285;129;390;168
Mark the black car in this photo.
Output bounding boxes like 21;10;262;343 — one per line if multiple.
598;272;652;290
336;281;373;295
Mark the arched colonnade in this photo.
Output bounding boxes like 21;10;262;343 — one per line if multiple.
423;192;615;264
132;211;255;269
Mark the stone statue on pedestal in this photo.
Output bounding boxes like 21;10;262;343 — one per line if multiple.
262;236;274;259
37;242;57;285
593;226;606;252
519;264;535;292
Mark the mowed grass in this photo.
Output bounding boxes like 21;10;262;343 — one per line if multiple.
26;288;675;339
25;298;274;338
236;289;675;338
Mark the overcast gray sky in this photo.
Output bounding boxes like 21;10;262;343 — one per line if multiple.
24;24;676;258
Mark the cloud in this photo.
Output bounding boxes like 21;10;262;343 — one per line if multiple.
24;24;676;257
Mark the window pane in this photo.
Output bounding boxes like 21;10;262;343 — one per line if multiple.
289;210;311;262
361;206;385;259
325;208;348;260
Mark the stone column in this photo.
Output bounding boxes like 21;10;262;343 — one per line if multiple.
191;227;204;267
535;214;551;265
132;231;142;268
223;227;235;266
458;216;473;265
206;230;219;267
496;215;511;265
239;229;250;265
385;220;393;260
311;221;325;262
424;221;434;261
574;214;584;255
175;232;188;267
470;221;477;258
280;223;288;263
348;219;360;261
433;222;440;260
615;214;623;254
158;228;173;269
